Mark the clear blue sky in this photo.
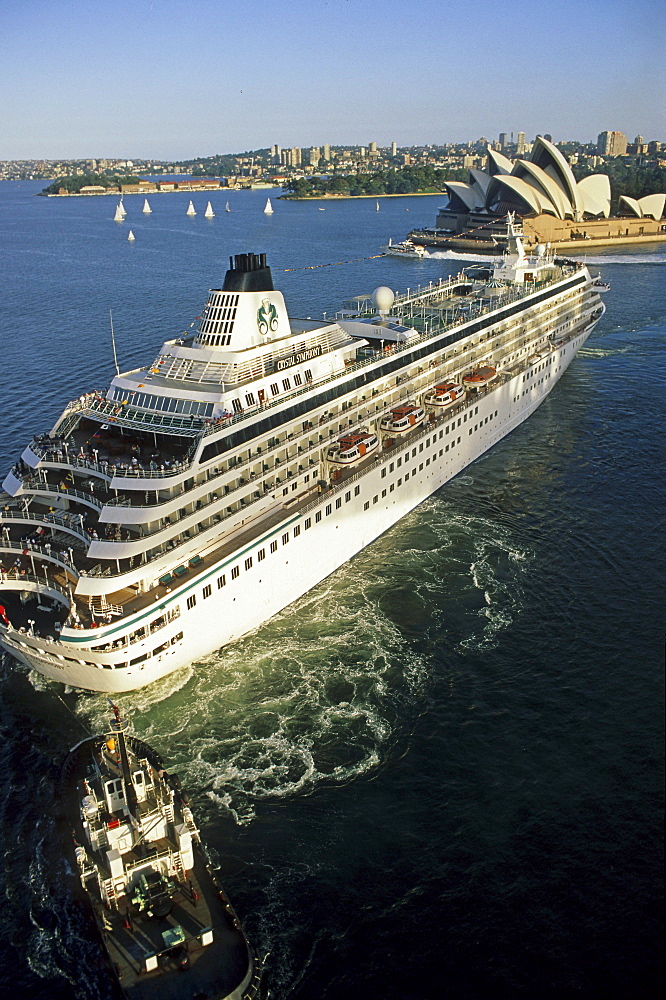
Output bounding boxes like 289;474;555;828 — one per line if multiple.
1;0;664;160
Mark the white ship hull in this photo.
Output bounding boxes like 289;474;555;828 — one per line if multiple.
1;328;596;693
1;223;607;692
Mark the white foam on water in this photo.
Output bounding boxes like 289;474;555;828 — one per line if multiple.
428;249;498;263
569;253;666;264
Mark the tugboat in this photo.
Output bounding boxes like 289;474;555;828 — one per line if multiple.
379;403;426;434
424;382;465;408
61;702;260;999
327;430;379;466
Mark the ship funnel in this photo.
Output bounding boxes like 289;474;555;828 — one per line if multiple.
223;252;274;292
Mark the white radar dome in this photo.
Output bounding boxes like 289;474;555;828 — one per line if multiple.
536;244;546;257
372;286;395;315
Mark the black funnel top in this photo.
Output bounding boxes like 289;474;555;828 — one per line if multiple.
222;252;274;292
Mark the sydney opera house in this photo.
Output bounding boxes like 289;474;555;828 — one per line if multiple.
424;136;665;249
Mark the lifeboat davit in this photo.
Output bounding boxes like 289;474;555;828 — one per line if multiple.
462;365;497;389
380;403;426;434
424;381;465;408
327;430;379;465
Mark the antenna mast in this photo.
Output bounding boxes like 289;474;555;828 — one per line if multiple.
109;310;120;376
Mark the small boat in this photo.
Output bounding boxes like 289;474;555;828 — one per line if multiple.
376;201;380;211
142;199;152;214
186;200;196;216
592;278;610;291
380;403;426;434
424;382;465;408
263;198;274;215
127;230;135;242
204;201;215;218
382;238;428;259
60;702;259;999
462;365;497;389
327;430;379;466
119;199;127;218
114;204;124;222
225;200;230;212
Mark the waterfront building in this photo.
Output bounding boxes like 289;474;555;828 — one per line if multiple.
597;131;627;156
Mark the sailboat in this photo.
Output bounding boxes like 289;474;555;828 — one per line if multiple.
204;201;215;218
127;230;135;241
225;200;231;212
113;203;124;222
186;200;196;216
119;199;127;217
376;200;380;211
264;198;274;215
142;198;152;214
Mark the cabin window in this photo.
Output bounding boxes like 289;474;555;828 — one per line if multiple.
305;518;312;529
203;584;212;599
354;486;360;496
315;511;322;523
231;566;240;579
345;492;351;502
282;533;289;545
282;378;291;391
217;574;226;588
336;498;342;509
293;525;300;537
373;495;378;504
245;557;253;570
325;504;332;516
245;393;256;407
258;548;266;561
382;489;387;498
364;501;370;510
187;595;196;609
381;469;387;479
271;383;279;396
294;374;303;386
305;370;313;382
232;399;242;414
270;540;278;553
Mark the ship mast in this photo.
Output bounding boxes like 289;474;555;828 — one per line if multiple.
107;699;138;816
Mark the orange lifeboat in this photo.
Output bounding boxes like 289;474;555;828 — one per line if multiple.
380;403;426;434
462;365;497;389
327;430;379;466
424;381;465;408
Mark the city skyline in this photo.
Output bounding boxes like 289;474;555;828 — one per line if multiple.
1;0;664;161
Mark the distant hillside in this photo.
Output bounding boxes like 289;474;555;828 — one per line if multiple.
283;164;467;198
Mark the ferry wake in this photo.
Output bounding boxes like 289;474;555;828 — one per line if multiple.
0;216;606;692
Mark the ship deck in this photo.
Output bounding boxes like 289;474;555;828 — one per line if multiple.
91;849;254;999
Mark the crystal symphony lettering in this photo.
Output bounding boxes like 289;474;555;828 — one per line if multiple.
276;345;323;372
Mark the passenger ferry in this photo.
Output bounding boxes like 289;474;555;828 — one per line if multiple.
0;217;607;692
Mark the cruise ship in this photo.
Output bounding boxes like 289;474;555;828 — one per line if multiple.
0;217;606;692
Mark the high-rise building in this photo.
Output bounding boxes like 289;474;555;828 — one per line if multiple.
498;132;507;150
391;141;397;157
308;147;321;167
634;135;644;145
322;144;331;162
368;141;377;153
516;132;526;155
597;131;627;155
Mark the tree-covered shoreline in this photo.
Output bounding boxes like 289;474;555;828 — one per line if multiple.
40;174;143;195
283;165;467;199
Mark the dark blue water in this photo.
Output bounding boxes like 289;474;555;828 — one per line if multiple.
0;181;663;999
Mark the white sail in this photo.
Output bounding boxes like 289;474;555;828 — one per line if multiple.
204;201;215;218
142;199;152;214
114;204;124;222
119;199;127;217
225;200;230;212
264;198;274;215
127;230;135;241
376;201;380;211
186;200;196;216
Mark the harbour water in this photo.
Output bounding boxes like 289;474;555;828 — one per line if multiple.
0;181;663;999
